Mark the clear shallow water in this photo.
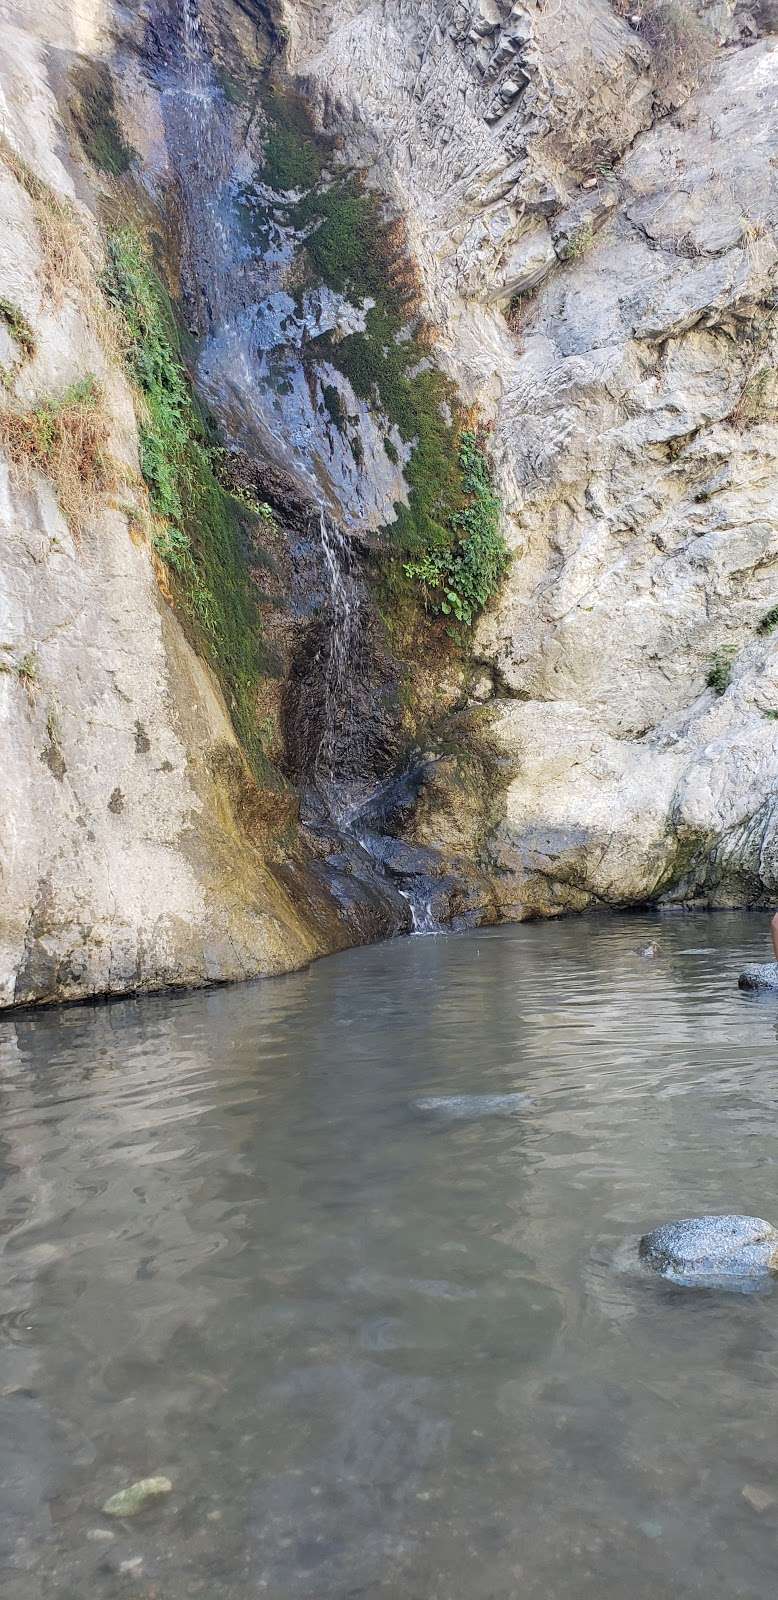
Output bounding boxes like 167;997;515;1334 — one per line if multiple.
2;912;778;1599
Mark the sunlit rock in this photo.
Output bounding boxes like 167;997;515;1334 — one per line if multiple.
639;1216;778;1287
738;963;778;991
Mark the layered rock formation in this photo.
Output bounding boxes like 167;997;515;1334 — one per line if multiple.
289;0;778;915
0;0;404;1007
1;0;778;1007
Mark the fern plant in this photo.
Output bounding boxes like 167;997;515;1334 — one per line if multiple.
403;432;508;626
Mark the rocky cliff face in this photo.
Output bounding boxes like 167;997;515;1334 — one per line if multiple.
0;0;406;1008
286;0;778;915
1;0;777;1008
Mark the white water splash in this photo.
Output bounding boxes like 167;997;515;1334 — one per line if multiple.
398;889;440;935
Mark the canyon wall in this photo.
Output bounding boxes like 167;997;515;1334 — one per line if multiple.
286;0;778;915
1;0;777;1006
0;0;402;1007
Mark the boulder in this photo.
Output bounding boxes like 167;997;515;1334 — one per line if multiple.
639;1215;778;1287
738;963;778;991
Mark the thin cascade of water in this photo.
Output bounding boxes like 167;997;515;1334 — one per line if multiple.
161;0;242;332
398;888;440;935
163;0;365;804
153;0;439;929
181;0;208;89
316;509;360;787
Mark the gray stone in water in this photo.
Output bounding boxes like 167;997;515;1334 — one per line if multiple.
415;1093;529;1118
738;962;778;991
639;1215;778;1287
102;1476;172;1517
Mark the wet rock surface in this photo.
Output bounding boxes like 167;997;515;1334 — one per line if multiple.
639;1215;778;1287
102;1477;173;1518
738;963;778;991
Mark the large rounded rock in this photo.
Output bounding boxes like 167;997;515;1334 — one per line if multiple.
639;1215;778;1287
738;963;778;992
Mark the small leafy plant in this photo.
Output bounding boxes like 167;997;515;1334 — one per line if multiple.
403;432;509;626
560;219;595;263
758;605;778;635
706;647;736;696
0;298;36;361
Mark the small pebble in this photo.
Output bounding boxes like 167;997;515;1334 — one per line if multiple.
119;1556;144;1575
742;1485;775;1513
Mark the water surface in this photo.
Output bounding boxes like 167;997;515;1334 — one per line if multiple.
2;911;778;1599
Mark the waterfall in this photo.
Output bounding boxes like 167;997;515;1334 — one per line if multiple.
159;2;368;808
181;0;207;86
398;890;439;935
161;0;241;334
316;510;360;792
150;0;440;932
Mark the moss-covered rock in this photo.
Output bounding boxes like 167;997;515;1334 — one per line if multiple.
103;228;278;784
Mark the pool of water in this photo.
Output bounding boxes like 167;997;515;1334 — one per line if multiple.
2;911;778;1599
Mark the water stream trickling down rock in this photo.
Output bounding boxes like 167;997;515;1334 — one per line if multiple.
151;0;446;932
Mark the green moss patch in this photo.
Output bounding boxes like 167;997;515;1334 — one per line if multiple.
260;91;324;192
69;61;135;177
103;228;274;778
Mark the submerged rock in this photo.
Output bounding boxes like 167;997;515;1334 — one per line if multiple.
635;942;660;958
414;1093;529;1118
639;1215;778;1287
102;1476;172;1517
742;1485;776;1514
738;963;778;991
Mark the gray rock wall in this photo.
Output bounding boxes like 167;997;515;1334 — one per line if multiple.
284;0;778;914
0;2;333;1005
3;0;778;1009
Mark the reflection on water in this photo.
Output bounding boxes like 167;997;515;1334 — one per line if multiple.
2;912;778;1599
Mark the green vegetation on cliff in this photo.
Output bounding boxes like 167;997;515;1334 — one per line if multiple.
403;431;508;626
103;228;270;775
706;647;735;696
0;297;36;361
253;94;508;629
69;61;135;177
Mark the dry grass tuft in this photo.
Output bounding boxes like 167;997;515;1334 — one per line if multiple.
0;374;120;532
0;134;126;362
635;0;713;99
0;132;86;302
730;361;778;429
